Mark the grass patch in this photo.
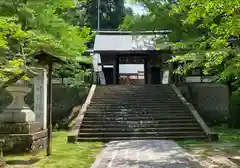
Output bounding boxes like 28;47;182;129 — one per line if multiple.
177;126;240;157
4;131;103;168
213;126;240;145
177;139;206;146
178;126;240;146
176;126;240;167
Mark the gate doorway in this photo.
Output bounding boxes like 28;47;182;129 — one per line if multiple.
102;67;114;84
118;56;145;85
151;67;161;84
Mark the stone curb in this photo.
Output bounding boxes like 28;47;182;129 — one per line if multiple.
67;84;96;143
171;84;218;141
90;148;105;168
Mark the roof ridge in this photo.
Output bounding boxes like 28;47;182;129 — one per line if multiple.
97;30;171;35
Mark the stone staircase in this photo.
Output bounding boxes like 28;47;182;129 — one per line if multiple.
77;84;207;141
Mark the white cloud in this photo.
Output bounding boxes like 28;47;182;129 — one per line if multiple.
125;2;147;15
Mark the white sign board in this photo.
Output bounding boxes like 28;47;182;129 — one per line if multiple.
162;70;169;84
98;71;106;85
34;68;47;129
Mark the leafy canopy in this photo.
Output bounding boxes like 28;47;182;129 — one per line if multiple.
120;0;240;87
0;0;93;84
170;0;240;83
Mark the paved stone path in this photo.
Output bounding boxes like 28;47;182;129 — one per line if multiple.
91;140;203;168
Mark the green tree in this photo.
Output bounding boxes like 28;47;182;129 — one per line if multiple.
121;0;240;127
57;1;89;27
85;0;126;30
0;0;93;88
169;0;240;79
119;1;200;42
170;0;240;127
120;0;240;84
54;59;92;87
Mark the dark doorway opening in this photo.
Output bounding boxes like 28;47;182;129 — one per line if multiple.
103;67;114;84
151;67;161;84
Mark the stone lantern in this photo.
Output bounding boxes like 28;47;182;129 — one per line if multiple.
0;80;35;122
0;50;66;153
0;78;46;153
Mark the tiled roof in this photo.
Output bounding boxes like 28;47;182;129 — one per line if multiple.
93;33;168;51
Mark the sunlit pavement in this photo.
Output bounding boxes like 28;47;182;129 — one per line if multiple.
91;140;203;168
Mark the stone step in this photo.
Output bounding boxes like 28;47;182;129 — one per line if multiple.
94;93;177;96
96;84;171;87
94;89;175;92
89;105;185;108
90;100;182;103
79;127;203;133
78;131;206;137
95;92;175;94
83;116;194;121
92;97;178;100
86;109;190;113
92;100;180;103
92;96;179;99
91;100;185;106
95;87;173;89
94;94;176;97
96;87;173;91
96;88;172;90
77;135;207;141
88;103;186;106
94;95;176;97
86;110;190;114
86;85;207;141
88;104;189;109
80;123;200;128
95;88;174;91
96;86;173;88
91;100;181;103
93;97;178;100
95;88;174;92
92;96;180;99
96;85;172;88
85;111;191;114
87;105;189;110
81;119;197;125
84;112;192;118
86;109;191;113
87;107;189;111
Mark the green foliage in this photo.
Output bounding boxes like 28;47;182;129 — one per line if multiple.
57;1;88;27
119;1;200;42
170;0;240;77
121;0;240;87
85;0;127;30
54;59;92;88
0;0;93;85
122;0;240;127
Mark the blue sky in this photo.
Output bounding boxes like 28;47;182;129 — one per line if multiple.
125;1;146;15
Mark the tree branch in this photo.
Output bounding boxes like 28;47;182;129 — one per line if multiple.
0;72;25;89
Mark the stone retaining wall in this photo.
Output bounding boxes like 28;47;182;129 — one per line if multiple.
1;83;228;125
177;83;229;124
0;85;89;124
